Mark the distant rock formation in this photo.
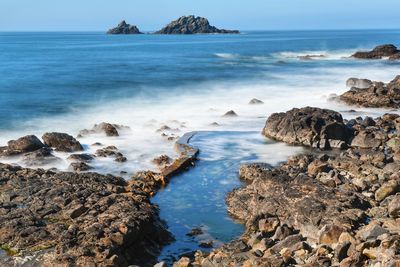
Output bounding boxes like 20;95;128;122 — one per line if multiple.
154;15;239;34
352;44;400;60
107;20;142;34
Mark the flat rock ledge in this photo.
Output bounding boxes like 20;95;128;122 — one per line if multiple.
176;110;400;266
154;15;239;34
339;75;400;108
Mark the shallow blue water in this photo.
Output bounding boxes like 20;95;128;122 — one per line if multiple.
152;131;304;263
1;30;400;129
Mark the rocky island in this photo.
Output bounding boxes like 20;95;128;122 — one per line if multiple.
107;21;142;34
154;15;239;34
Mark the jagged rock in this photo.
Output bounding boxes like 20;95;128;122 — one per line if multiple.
375;180;400;202
152;155;172;169
95;146;127;162
0;163;171;266
249;98;264;105
69;162;93;172
340;75;400;108
42;132;83;152
107;20;142;34
154;15;239;34
7;135;45;154
388;195;400;218
352;44;400;59
262;107;353;149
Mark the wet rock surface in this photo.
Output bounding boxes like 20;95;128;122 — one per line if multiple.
262;106;353;149
180;110;400;267
340;75;400;108
154;15;239;34
79;122;129;137
107;20;142;34
42;132;83;152
352;44;400;59
0;164;171;266
3;135;45;155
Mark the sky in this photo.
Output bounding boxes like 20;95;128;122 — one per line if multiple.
1;0;400;31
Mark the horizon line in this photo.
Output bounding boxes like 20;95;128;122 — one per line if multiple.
1;28;400;33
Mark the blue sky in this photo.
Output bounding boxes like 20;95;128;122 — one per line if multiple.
1;0;400;31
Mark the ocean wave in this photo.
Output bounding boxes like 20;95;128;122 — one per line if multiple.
273;49;354;60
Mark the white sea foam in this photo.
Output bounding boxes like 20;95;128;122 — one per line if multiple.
0;60;398;176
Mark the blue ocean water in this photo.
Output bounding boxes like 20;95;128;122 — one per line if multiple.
1;30;400;264
1;30;400;129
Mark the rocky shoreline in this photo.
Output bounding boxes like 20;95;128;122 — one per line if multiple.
0;132;199;266
170;77;400;266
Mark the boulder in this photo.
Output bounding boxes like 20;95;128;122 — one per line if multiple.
7;135;45;153
352;44;400;59
107;20;142;34
346;78;373;89
375;180;400;202
42;132;83;152
154;15;239;34
262;107;353;149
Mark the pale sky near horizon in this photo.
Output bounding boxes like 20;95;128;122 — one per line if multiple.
1;0;400;31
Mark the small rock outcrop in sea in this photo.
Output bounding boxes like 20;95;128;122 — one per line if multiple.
223;110;238;117
249;98;264;105
183;110;400;267
95;145;127;162
107;20;142;34
262;107;353;149
0;164;172;266
154;15;239;34
352;44;400;59
42;132;83;152
340;75;400;108
79;122;130;137
346;77;373;89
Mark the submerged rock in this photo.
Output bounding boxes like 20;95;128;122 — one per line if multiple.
42;132;83;152
107;20;142;34
352;44;400;59
154;15;239;34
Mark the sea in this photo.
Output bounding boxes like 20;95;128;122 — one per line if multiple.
0;30;399;263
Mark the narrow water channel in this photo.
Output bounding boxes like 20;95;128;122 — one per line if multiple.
152;131;304;264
